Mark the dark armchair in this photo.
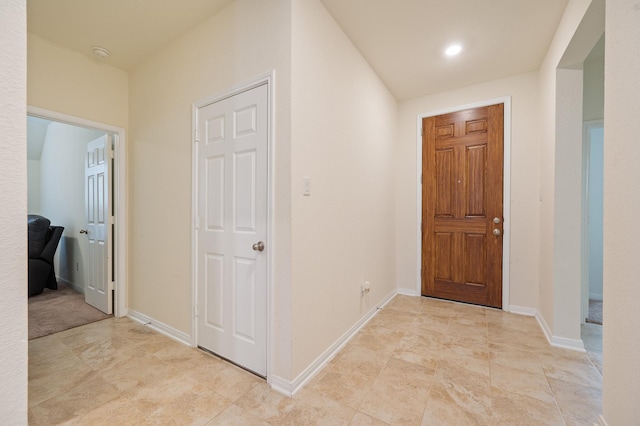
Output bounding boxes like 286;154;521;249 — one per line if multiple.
28;215;64;297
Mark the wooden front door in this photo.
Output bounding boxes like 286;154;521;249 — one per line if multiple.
421;104;504;308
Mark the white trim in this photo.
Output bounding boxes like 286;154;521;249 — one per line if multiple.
397;288;418;297
128;310;191;346
56;276;84;295
507;305;537;316
415;97;512;308
270;289;397;397
536;311;554;344
27;106;127;318
269;375;294;397
551;335;586;352
191;71;275;380
535;311;586;352
597;415;608;426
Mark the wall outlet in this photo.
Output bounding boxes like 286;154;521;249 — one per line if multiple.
361;281;371;294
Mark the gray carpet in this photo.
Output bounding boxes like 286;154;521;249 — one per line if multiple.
586;299;603;325
28;283;111;339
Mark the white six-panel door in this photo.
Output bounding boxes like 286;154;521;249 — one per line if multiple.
85;135;112;314
196;84;268;377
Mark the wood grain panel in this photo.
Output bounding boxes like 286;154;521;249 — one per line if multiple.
435;149;454;217
436;124;454;138
434;233;453;281
466;119;488;134
464;234;486;285
466;145;486;217
434;218;486;233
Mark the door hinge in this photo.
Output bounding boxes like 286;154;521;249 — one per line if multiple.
109;216;115;225
108;150;115;159
195;216;200;229
108;281;115;292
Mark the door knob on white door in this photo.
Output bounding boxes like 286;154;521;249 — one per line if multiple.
252;241;265;252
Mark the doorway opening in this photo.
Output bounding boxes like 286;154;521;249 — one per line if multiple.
191;72;274;380
421;103;505;308
415;96;512;310
27;106;127;340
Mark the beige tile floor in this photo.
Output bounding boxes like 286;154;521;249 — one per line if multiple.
28;295;603;425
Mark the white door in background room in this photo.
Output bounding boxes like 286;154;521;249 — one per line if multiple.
84;135;113;314
587;125;604;302
196;84;268;377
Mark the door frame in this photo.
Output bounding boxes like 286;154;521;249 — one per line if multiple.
415;96;512;310
191;71;274;380
27;105;128;317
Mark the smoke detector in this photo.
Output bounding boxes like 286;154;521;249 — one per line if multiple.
91;46;111;58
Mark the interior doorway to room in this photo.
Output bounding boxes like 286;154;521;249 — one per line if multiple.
194;82;270;377
421;103;504;308
27;111;125;339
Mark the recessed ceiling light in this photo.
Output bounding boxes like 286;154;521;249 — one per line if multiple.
445;44;462;57
91;46;111;58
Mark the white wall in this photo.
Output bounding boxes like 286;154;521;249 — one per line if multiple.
396;72;540;311
290;0;398;377
37;122;106;292
27;158;42;213
537;0;599;342
602;0;640;422
0;0;27;423
128;0;293;379
583;36;604;122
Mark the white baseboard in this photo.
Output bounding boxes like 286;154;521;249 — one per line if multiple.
535;311;585;352
269;375;293;397
397;288;418;297
551;335;585;351
127;309;192;347
535;311;554;345
57;277;84;294
596;414;608;426
269;289;397;397
507;305;537;316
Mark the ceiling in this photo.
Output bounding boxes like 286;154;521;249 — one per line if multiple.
27;0;235;71
27;0;569;101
